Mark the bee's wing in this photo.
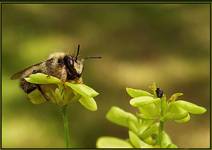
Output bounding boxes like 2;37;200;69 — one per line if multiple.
10;61;44;80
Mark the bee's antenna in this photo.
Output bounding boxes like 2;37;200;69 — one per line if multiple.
84;56;102;60
75;44;80;61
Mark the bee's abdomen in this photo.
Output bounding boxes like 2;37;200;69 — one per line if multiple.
20;78;37;94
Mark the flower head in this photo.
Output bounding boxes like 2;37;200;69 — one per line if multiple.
25;73;99;111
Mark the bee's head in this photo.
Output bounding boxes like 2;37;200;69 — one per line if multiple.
63;44;101;80
63;45;84;80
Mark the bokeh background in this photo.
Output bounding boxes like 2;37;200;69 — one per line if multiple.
2;4;210;148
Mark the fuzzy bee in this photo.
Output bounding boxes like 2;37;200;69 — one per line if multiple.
11;45;101;100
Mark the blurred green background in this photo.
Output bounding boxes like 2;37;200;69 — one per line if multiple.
2;4;210;148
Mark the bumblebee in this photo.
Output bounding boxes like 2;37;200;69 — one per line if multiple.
11;45;101;99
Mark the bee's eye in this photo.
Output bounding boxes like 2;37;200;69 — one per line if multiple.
71;59;74;65
64;56;74;67
69;59;74;66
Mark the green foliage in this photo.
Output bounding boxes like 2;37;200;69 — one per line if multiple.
65;82;99;98
163;102;188;121
79;97;97;111
160;131;176;148
174;100;206;114
106;106;137;128
96;83;207;148
25;73;100;148
25;73;99;110
129;131;153;148
96;137;133;148
130;96;160;107
126;88;153;97
25;73;61;84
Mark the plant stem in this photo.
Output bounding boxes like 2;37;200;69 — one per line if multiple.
158;97;165;147
158;120;164;147
61;105;71;148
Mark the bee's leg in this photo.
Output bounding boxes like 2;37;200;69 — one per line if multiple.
36;85;50;101
31;70;51;101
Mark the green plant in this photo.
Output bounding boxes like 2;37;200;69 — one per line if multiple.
96;83;206;148
25;73;99;147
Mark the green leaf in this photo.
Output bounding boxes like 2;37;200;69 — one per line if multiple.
106;107;137;128
175;100;207;114
175;113;190;123
167;143;178;148
129;131;152;148
138;119;155;135
78;84;99;97
126;88;153;98
137;100;160;119
65;82;99;98
140;123;159;139
25;73;61;84
96;137;133;148
169;93;183;101
163;102;188;121
161;131;173;148
128;120;139;133
149;82;157;96
79;97;97;111
27;89;47;104
143;136;154;145
130;96;160;107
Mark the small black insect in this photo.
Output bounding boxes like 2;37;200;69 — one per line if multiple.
156;88;163;98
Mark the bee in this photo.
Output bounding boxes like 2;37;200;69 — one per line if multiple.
11;45;101;100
